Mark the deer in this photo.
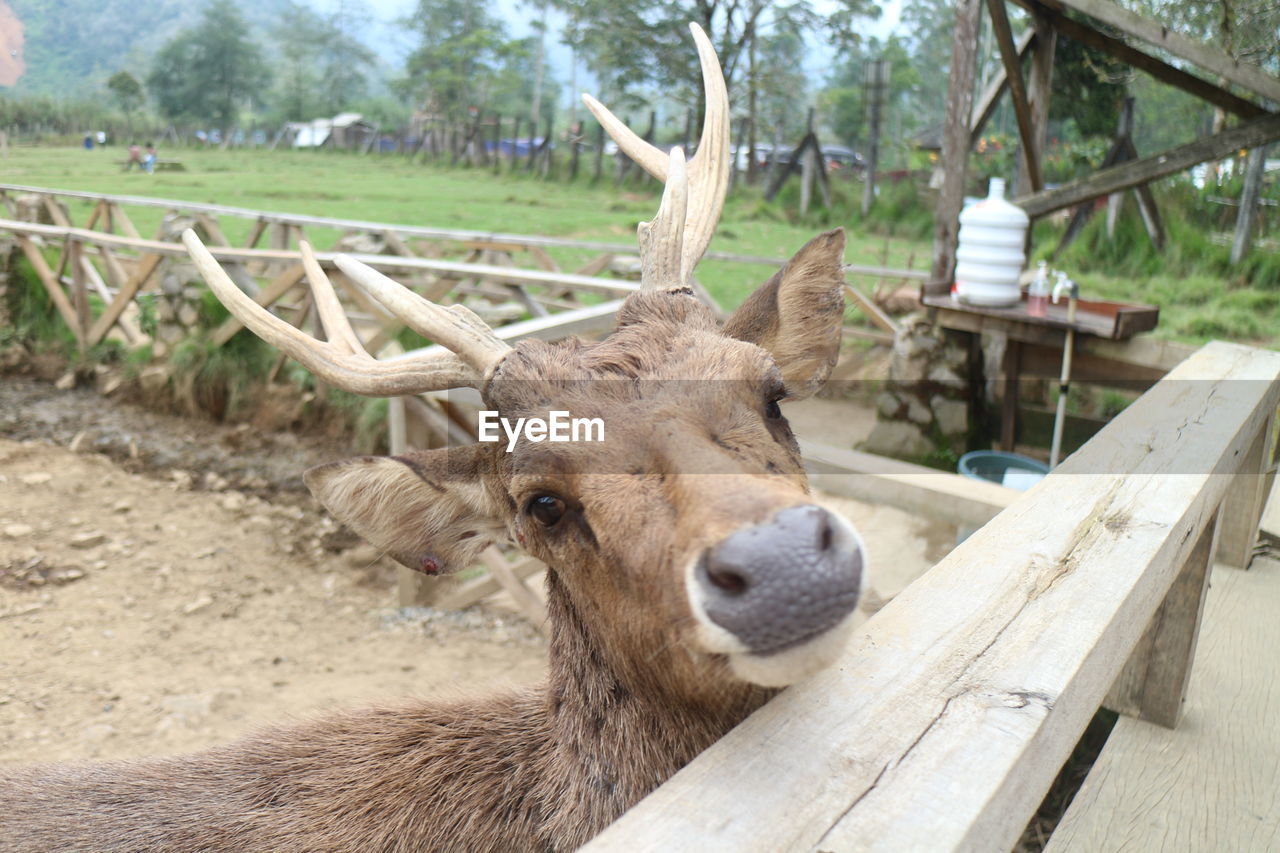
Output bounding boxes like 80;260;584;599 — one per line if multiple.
0;24;865;853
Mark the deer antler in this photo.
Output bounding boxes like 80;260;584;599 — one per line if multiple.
182;230;512;396
582;23;729;290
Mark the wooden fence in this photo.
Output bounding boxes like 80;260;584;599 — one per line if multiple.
582;340;1279;851
0;183;921;343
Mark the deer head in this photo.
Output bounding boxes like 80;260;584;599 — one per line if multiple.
183;24;863;695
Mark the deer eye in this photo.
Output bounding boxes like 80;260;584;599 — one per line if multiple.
527;494;567;527
764;391;786;420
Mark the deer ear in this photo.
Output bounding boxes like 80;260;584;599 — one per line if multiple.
723;228;847;399
303;444;505;575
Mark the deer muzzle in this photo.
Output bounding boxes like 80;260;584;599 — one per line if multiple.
689;505;865;686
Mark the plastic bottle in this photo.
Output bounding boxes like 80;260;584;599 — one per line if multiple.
1027;261;1049;317
954;178;1030;307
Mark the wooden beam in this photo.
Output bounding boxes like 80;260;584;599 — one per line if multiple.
1010;0;1269;120
1216;419;1274;568
971;31;1033;145
108;204;140;240
844;284;900;335
1105;509;1220;728
479;546;549;632
1231;144;1268;264
931;0;985;284
85;253;162;347
1021;9;1056;196
436;556;545;610
1015;112;1280;218
17;237;82;342
986;0;1042;191
211;264;306;346
582;341;1280;853
1037;0;1280;104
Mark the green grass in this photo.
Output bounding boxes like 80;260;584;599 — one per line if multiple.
5;145;1277;348
1;145;930;311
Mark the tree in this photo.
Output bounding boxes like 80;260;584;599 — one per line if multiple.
400;0;511;121
146;0;270;129
106;70;144;134
554;0;879;113
271;1;375;122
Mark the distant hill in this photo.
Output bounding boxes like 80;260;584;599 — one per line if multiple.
3;0;294;96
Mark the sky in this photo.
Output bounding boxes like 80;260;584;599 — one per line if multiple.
314;0;905;106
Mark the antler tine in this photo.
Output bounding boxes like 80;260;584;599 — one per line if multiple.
681;21;731;284
581;93;669;181
333;255;512;377
182;230;484;396
582;22;730;290
299;240;367;357
637;148;688;288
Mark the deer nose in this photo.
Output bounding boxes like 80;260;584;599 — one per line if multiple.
696;505;863;655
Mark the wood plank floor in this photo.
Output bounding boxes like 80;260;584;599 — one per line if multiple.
1047;556;1280;852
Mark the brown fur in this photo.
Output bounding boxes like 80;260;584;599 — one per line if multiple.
0;230;848;852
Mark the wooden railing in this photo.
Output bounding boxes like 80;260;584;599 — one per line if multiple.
0;183;920;343
582;340;1279;852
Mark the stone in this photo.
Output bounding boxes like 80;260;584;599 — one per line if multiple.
928;364;964;387
932;397;970;436
875;392;903;420
160;273;185;296
154;298;177;321
332;233;386;255
139;366;170;394
177;303;200;328
18;472;52;485
909;333;940;353
81;723;117;742
219;492;247;512
157;322;186;345
181;595;214;615
3;523;34;538
70;531;108;549
862;420;934;460
343;544;382;569
54;372;76;390
905;395;932;425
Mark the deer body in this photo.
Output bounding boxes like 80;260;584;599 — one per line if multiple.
2;573;769;852
1;25;864;851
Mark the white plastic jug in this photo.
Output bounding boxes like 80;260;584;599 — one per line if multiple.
954;178;1029;307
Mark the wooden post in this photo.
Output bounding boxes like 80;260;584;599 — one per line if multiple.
1104;509;1220;728
799;136;814;216
986;0;1042;192
593;121;605;183
492;114;502;175
510;116;521;170
569;120;582;181
1230;143;1268;265
930;0;984;286
70;241;90;343
863;58;889;216
1216;417;1275;568
1020;9;1056;198
1106;98;1135;238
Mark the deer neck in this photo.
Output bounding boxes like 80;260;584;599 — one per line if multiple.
538;569;773;841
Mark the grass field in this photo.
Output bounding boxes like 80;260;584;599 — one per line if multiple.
1;146;929;311
3;145;1277;348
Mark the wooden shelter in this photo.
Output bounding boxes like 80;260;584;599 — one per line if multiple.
930;0;1280;287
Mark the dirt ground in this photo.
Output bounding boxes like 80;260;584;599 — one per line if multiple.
0;376;948;770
